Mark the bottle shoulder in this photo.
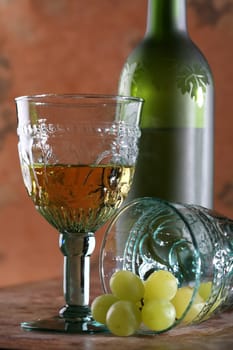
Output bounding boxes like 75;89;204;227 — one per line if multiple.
126;35;212;71
120;34;214;94
118;33;214;128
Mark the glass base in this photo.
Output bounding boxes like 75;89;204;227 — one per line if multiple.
21;316;108;334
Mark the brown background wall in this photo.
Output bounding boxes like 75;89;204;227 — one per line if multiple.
0;0;232;287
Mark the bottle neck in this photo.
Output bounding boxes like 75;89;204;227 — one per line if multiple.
145;0;188;38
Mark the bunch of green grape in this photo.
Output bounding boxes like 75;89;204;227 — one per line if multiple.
91;270;211;336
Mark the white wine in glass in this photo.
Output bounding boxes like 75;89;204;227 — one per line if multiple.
15;93;143;333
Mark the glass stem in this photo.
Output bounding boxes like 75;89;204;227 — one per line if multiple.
59;232;95;320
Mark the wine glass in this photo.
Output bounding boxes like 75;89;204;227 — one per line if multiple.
15;93;143;333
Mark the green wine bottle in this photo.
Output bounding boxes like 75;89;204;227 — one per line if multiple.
119;0;214;208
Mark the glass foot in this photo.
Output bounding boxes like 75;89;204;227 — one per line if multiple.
21;316;108;334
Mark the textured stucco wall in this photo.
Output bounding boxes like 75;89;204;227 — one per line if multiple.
0;0;232;287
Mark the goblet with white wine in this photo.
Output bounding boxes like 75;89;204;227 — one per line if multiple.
15;93;143;333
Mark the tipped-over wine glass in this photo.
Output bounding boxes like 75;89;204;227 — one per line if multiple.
15;93;143;333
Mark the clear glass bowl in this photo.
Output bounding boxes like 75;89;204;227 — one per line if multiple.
100;197;233;334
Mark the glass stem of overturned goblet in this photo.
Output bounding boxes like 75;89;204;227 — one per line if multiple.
59;232;96;319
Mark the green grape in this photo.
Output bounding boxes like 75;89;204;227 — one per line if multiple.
171;286;204;320
183;301;205;323
198;281;212;301
106;300;141;336
110;270;144;302
142;299;176;331
144;270;178;301
91;294;119;325
199;281;220;315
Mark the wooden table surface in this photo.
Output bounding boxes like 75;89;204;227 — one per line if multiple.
0;278;232;350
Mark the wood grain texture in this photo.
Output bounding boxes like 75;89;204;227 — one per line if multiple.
0;278;232;350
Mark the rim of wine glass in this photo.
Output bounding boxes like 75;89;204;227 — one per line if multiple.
14;93;144;105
